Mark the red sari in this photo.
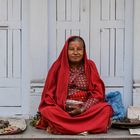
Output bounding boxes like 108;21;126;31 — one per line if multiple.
36;36;113;134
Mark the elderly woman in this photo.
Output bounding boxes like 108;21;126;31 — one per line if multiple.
36;36;113;134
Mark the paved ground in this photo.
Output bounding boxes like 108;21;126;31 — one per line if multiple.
0;120;140;140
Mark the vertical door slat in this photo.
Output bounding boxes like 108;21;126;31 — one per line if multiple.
110;28;115;76
57;0;65;21
116;0;124;20
101;0;110;20
8;0;12;21
72;0;80;21
66;0;71;21
13;30;21;78
8;30;13;78
101;29;110;76
0;0;7;21
13;0;21;20
116;28;124;76
110;0;115;20
0;30;7;77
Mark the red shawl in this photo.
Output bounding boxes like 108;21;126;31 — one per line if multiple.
39;36;105;111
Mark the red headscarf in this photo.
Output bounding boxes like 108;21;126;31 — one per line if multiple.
39;36;105;111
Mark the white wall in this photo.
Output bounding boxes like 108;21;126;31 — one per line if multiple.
30;0;48;82
29;0;48;116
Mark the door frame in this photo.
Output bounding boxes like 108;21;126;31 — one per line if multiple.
123;0;133;108
21;0;30;118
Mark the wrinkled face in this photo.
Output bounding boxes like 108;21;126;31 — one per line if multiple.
68;40;84;65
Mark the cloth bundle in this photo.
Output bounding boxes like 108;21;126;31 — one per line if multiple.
105;91;126;120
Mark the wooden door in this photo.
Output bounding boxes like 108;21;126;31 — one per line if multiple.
48;0;90;67
90;0;133;108
0;0;23;115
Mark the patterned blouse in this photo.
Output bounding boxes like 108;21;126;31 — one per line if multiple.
67;64;98;110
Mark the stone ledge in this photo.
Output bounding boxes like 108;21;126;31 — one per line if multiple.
0;120;140;140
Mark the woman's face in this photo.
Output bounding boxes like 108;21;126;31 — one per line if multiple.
68;40;84;65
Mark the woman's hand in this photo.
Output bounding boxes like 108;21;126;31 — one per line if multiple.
66;104;85;116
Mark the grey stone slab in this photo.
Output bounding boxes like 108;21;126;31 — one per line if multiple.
0;120;140;139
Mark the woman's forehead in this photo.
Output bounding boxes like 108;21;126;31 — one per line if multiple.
69;40;84;46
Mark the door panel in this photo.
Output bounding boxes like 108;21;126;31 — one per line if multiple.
0;88;21;106
0;0;22;107
90;0;133;108
13;30;21;78
48;0;90;67
0;30;7;77
0;0;8;21
116;29;124;77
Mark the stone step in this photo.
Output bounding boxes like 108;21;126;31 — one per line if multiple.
0;120;140;140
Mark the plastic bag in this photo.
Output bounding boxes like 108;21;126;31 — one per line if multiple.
105;91;126;120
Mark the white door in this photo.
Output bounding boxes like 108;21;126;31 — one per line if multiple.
48;0;133;108
90;0;133;108
0;0;29;116
48;0;90;67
